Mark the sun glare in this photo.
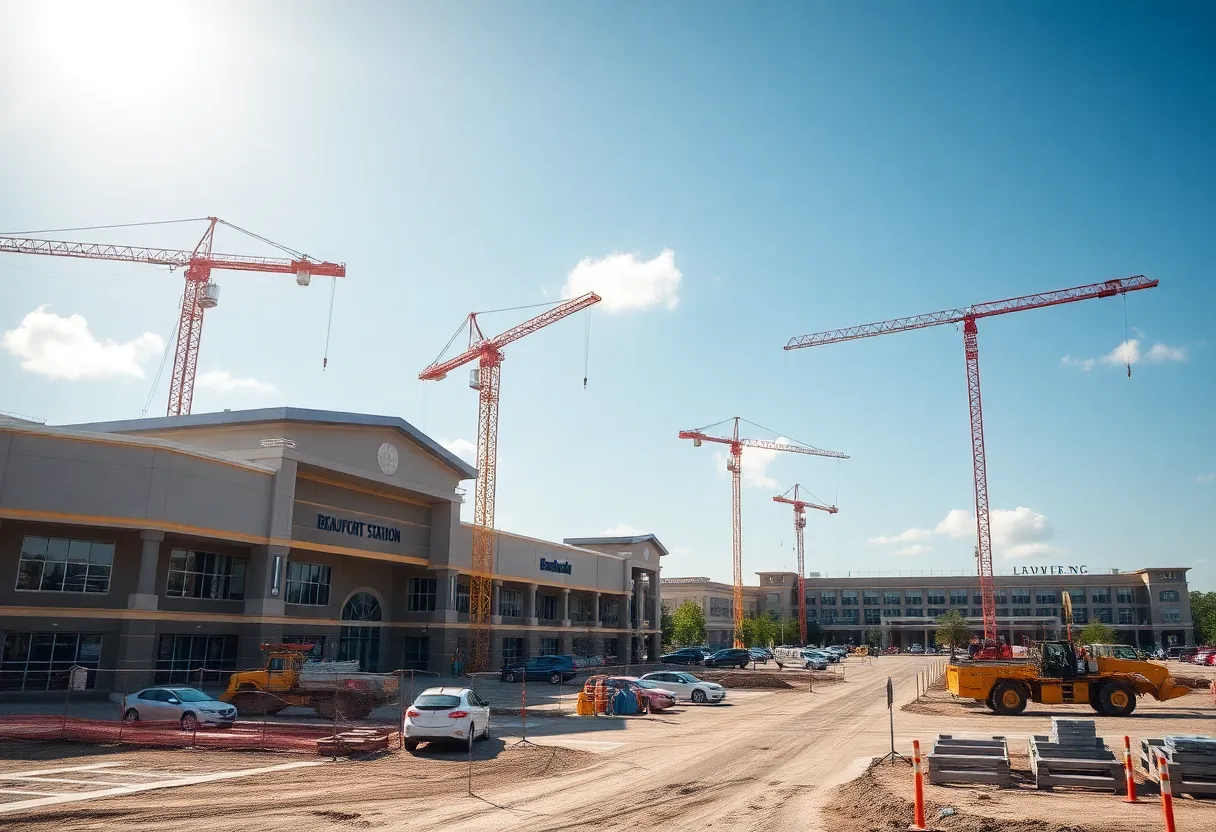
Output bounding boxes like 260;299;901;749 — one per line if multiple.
28;1;197;98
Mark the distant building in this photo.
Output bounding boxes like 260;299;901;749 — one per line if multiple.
661;567;1194;649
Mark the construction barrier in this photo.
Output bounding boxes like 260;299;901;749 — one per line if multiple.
0;713;398;754
1123;735;1139;803
911;739;927;831
1157;753;1176;832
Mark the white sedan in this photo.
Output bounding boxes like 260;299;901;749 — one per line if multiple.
404;687;490;752
638;671;726;704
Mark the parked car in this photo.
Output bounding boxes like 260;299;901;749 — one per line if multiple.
908;644;925;654
799;651;829;670
638;671;727;704
404;687;490;752
583;675;677;712
571;654;609;670
1166;646;1198;662
703;648;753;669
122;686;237;730
807;648;840;664
1192;648;1216;666
747;648;770;665
659;647;707;665
500;655;578;684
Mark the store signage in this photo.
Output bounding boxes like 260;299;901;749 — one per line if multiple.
1156;571;1178;581
1011;564;1088;575
540;557;572;575
316;513;402;543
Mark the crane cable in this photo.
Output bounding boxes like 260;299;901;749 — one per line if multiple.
1122;292;1131;379
322;276;337;370
141;296;184;417
583;308;591;389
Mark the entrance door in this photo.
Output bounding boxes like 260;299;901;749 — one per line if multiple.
339;592;382;671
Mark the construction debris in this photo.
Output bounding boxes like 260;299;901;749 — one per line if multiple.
926;735;1012;787
1028;719;1123;793
1141;735;1216;798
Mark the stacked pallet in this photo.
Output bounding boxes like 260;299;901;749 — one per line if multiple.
316;727;395;756
926;735;1012;787
1140;735;1216;797
1028;718;1124;793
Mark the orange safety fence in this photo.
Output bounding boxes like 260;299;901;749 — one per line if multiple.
0;714;399;754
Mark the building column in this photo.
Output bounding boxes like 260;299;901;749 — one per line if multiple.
129;529;164;610
636;573;646;630
561;588;571;627
238;544;289;668
492;580;503;625
652;577;662;636
592;592;602;627
525;583;538;626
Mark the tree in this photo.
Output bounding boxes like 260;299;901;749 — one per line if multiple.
660;602;674;649
738;613;777;648
671;600;707;647
865;627;884;648
934;610;971;654
1191;591;1216;646
1077;621;1117;646
805;621;825;646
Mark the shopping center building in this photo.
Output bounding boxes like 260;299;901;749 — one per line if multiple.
661;566;1195;650
0;408;666;694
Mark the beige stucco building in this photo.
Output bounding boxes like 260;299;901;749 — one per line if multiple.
0;408;666;694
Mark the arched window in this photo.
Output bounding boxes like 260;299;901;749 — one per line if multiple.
339;592;382;671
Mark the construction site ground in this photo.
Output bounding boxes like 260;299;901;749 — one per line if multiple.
0;656;1212;831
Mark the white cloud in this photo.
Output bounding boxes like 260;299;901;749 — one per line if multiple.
934;509;974;539
713;437;792;489
601;523;642;536
196;369;276;394
894;544;932;556
1004;543;1066;559
1;305;163;380
1145;343;1187;363
1197;474;1216;484
867;528;932;545
439;438;476;463
1061;355;1095;371
561;249;681;312
1063;338;1188;372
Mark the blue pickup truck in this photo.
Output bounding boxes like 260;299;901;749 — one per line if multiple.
499;655;579;684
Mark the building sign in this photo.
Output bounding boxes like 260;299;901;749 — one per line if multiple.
1011;564;1088;576
316;513;401;543
540;557;572;575
1155;571;1179;581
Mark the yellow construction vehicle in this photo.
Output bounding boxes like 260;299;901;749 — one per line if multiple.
220;643;399;719
948;640;1196;716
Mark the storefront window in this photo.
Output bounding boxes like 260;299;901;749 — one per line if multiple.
500;589;523;617
167;549;246;601
0;632;102;691
154;634;238;685
407;577;437;612
16;536;113;594
285;562;331;606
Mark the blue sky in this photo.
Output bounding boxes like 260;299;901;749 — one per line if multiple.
1;1;1212;590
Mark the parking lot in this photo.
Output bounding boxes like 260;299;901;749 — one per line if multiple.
0;655;1212;831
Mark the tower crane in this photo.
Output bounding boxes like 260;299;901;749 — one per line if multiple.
785;276;1159;646
773;484;837;646
419;292;602;672
0;217;346;416
678;418;848;647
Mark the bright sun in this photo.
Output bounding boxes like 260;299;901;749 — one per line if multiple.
27;1;197;98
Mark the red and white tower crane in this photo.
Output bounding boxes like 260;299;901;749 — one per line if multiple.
678;418;848;647
773;484;837;646
784;276;1158;644
0;217;346;416
419;292;602;672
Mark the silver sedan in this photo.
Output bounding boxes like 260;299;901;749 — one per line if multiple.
122;686;237;729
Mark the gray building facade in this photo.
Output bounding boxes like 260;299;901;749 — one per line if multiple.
0;408;665;694
662;567;1195;650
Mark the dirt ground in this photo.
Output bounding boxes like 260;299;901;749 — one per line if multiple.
1;656;1212;831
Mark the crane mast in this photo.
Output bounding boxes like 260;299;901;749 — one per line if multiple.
419;292;601;672
679;418;847;648
773;484;837;646
785;275;1158;643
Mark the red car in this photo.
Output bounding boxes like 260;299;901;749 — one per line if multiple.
583;675;677;713
1192;648;1216;666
